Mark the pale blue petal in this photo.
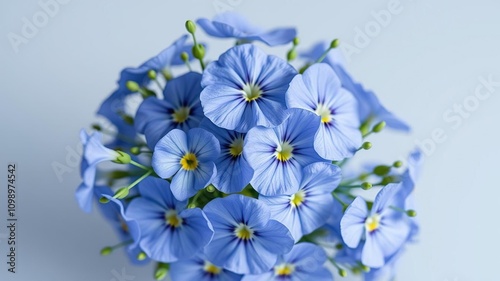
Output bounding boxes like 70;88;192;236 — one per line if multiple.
137;176;187;210
340;197;368;248
362;233;386;268
152;129;187;178
188;128;221;162
300;162;342;193
253;220;294;255
75;181;94;213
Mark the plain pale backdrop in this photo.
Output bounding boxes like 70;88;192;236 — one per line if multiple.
1;0;499;280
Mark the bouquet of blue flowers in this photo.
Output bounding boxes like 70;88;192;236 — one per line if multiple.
76;12;421;281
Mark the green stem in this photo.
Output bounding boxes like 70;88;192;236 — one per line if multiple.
332;192;348;208
127;169;153;191
315;47;333;63
130;160;150;171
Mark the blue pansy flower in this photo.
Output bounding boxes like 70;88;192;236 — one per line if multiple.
241;243;332;281
76;130;122;213
340;183;411;268
200;118;253;194
260;162;341;241
203;195;294;274
286;63;362;160
152;128;220;201
170;253;243;281
244;108;326;196
94;186;149;265
135;72;205;149
200;44;297;133
125;176;214;262
197;12;296;46
300;42;410;132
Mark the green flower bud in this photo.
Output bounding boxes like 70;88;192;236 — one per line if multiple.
148;70;157;80
115;187;129;199
362;142;372;150
293;37;300;46
287;49;297;61
126;81;140;92
406;209;417;217
100;247;113;256
192;44;205;60
155;263;170;280
381;176;396;185
338;268;348;277
99;196;110;204
137;252;147;261
358;172;369;181
361;182;372;190
361;264;370;272
206;185;216;193
372;121;386;133
114;150;131;164
393;160;403;168
330;39;340;49
185;20;196;34
91;123;102;131
181;51;189;62
162;69;173;81
373;165;391;176
141;88;156;99
351;267;361;275
130;147;141;155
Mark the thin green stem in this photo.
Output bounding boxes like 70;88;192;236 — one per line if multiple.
111;239;133;250
130;160;150;171
126;169;153;191
332;192;348;208
315;47;332;63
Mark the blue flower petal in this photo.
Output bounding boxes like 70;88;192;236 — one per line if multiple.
152;129;188;178
201;44;296;132
245;109;325;196
286;63;362;160
340;196;368;248
197;12;296;46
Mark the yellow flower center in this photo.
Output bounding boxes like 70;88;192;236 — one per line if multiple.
234;223;254;240
165;210;183;228
242;83;262;102
365;213;381;232
274;263;295;276
315;104;332;123
203;261;222;275
180;153;198;171
172;107;190;123
290;190;306;207
275;142;294;162
229;137;244;157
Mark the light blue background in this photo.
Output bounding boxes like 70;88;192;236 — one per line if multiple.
1;0;499;280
